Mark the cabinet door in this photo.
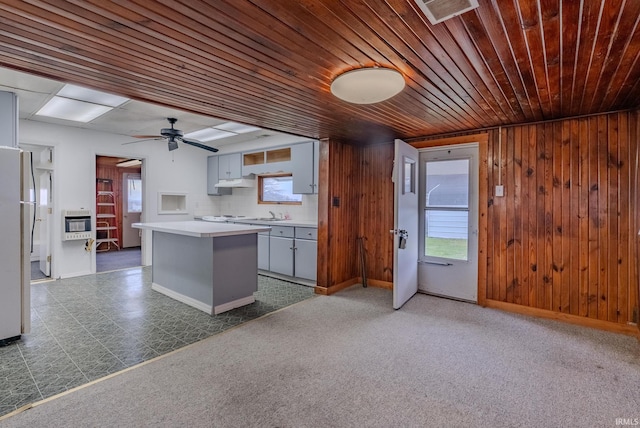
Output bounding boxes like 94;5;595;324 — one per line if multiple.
291;141;315;194
207;156;231;195
294;238;317;281
218;153;242;180
257;233;269;270
227;153;242;178
269;236;294;276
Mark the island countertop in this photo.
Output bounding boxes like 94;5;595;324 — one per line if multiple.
133;221;271;238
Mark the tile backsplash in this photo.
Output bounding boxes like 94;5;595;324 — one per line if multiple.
193;186;318;222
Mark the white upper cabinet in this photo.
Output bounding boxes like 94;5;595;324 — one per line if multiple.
291;141;318;194
218;153;242;180
207;156;231;195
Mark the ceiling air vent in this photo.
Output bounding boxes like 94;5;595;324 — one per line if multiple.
415;0;479;25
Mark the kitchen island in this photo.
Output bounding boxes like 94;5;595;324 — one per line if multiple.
133;221;271;315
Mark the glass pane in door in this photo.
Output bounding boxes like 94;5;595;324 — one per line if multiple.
425;159;469;207
127;178;142;213
424;210;469;260
424;159;470;260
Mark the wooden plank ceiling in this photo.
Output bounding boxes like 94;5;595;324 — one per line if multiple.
0;0;639;144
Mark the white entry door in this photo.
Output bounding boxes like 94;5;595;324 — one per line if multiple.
122;173;142;248
392;139;419;309
418;144;479;302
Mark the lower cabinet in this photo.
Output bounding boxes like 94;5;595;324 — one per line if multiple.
257;233;270;270
264;225;317;282
269;236;294;276
294;238;317;281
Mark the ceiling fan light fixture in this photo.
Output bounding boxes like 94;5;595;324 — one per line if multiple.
330;67;405;104
167;137;179;151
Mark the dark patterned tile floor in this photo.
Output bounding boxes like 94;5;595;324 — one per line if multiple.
0;268;315;417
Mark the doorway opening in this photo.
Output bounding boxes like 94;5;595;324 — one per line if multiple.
20;144;54;283
95;155;143;272
417;143;479;302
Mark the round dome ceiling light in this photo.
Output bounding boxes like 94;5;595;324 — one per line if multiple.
330;67;405;104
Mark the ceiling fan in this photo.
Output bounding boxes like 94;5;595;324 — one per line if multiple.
124;117;219;153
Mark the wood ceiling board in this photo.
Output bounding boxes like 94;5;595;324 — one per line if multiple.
590;1;640;112
0;0;639;143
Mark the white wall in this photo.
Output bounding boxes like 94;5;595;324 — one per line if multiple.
19;121;317;279
20;119;208;278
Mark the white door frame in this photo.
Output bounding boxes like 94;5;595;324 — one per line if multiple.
121;172;142;248
94;153;147;272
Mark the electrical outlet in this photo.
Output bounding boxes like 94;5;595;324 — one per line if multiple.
495;185;504;197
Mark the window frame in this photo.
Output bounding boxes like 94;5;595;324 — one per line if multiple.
257;173;302;205
423;157;471;262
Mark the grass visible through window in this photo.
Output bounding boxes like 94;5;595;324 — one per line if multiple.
425;237;468;260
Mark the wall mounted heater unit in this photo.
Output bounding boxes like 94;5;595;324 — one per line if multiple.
415;0;479;25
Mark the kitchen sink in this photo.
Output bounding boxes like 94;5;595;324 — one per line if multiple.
256;217;285;221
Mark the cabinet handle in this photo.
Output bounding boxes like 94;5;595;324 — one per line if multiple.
308;233;312;236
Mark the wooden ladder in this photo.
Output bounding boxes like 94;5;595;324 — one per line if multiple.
96;178;120;252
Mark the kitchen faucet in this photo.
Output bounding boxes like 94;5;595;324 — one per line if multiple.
269;211;276;219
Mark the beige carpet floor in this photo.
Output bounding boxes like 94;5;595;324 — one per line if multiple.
1;285;638;427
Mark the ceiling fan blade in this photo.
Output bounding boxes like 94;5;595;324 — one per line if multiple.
122;137;164;145
132;134;163;139
179;137;219;153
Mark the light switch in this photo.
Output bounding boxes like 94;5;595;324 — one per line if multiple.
495;185;504;197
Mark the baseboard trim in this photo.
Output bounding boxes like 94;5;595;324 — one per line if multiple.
151;283;212;314
485;299;639;337
362;278;393;290
315;277;393;295
213;296;256;315
315;277;359;295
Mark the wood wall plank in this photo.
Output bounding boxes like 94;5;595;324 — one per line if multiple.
316;139;361;289
480;111;639;325
405;110;639;328
358;143;395;283
319;111;638;330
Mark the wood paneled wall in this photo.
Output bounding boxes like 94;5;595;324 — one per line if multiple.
358;143;394;285
317;139;395;291
316;139;361;289
484;112;639;325
318;110;639;331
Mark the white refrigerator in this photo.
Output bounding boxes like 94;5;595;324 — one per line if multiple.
0;92;30;345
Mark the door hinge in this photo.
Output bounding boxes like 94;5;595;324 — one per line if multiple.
47;255;51;263
48;207;52;214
